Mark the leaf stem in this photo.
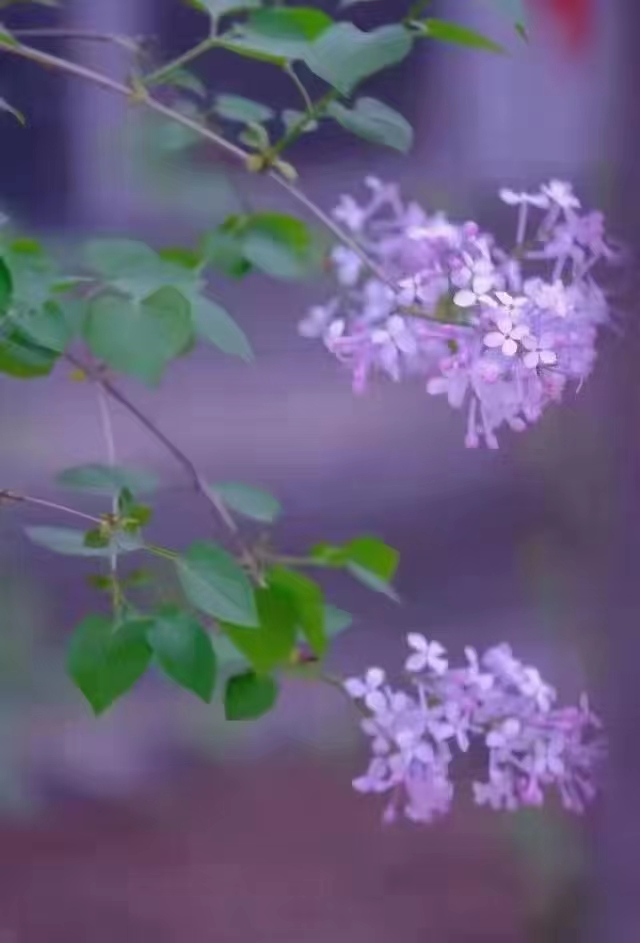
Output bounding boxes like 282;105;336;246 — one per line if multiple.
144;36;220;87
96;383;120;601
0;490;102;525
284;62;313;113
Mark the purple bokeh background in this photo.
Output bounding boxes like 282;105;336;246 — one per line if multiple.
0;0;639;939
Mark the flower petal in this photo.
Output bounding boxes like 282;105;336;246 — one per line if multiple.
502;338;518;357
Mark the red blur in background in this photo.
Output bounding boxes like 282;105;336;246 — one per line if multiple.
544;0;593;54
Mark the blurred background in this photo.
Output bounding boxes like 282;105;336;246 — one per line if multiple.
0;0;638;939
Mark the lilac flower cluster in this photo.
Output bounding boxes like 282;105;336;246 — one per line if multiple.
344;635;605;825
300;178;622;447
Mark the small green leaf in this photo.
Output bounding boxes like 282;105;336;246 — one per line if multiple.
25;526;143;557
305;23;413;96
56;463;158;497
309;542;349;566
224;670;279;720
84;529;110;549
184;0;262;17
0;258;12;311
242;212;321;280
214;481;281;523
324;604;353;638
151;68;207;98
417;19;505;53
84;238;159;279
327;97;413;152
83;287;193;385
0;96;24;125
0;327;58;378
213;94;274;124
192;296;253;361
67;614;152;715
15;300;73;352
269;566;326;656
223;583;297;672
176;540;259;627
201;223;252;279
222;7;331;63
148;605;216;702
345;535;399;581
0;27;18;49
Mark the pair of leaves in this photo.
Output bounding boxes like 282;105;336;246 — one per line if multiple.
68;606;216;714
311;535;400;599
82;238;253;382
204;212;324;282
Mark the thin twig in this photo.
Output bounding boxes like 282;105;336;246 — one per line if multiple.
0;490;102;525
64;354;263;581
12;28;140;54
144;36;219;86
284;62;313;113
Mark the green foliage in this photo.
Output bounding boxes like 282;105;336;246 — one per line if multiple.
192;296;253;361
0;327;58;378
147;605;217;701
221;6;332;64
56;464;159;497
327;98;413;152
311;535;400;598
67;614;152;715
25;525;143;557
324;604;353;639
305;23;413;95
184;0;262;19
213;93;274;124
176;540;259;627
83;287;193;385
201;220;253;278
224;669;278;720
416;19;505;53
269;566;326;656
242;213;322;280
222;582;298;671
214;481;281;523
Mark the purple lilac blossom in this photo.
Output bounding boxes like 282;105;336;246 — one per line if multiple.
299;178;623;448
344;635;605;825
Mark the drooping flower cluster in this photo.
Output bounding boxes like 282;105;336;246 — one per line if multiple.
300;178;623;447
344;635;605;825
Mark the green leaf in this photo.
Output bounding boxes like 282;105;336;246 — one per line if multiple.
67;614;152;715
327;97;413;152
269;566;325;656
222;7;331;63
0;27;18;49
0;258;12;311
214;481;281;523
0;328;58;378
151;68;207;98
176;540;259;627
56;463;159;497
345;535;399;582
242;212;321;280
417;19;505;53
192;296;253;361
224;670;279;720
147;605;216;702
0;96;24;125
213;93;274;124
83;287;193;385
324;604;353;639
25;526;143;557
15;300;73;352
184;0;262;17
201;222;252;278
84;238;159;280
305;23;413;96
223;583;297;672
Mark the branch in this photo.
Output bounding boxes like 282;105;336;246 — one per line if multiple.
64;354;263;582
0;490;102;525
12;28;140;54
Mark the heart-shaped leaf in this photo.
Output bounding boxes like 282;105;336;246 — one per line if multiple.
224;670;279;720
176;540;259;627
305;23;413;95
147;605;217;702
327;97;413;152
